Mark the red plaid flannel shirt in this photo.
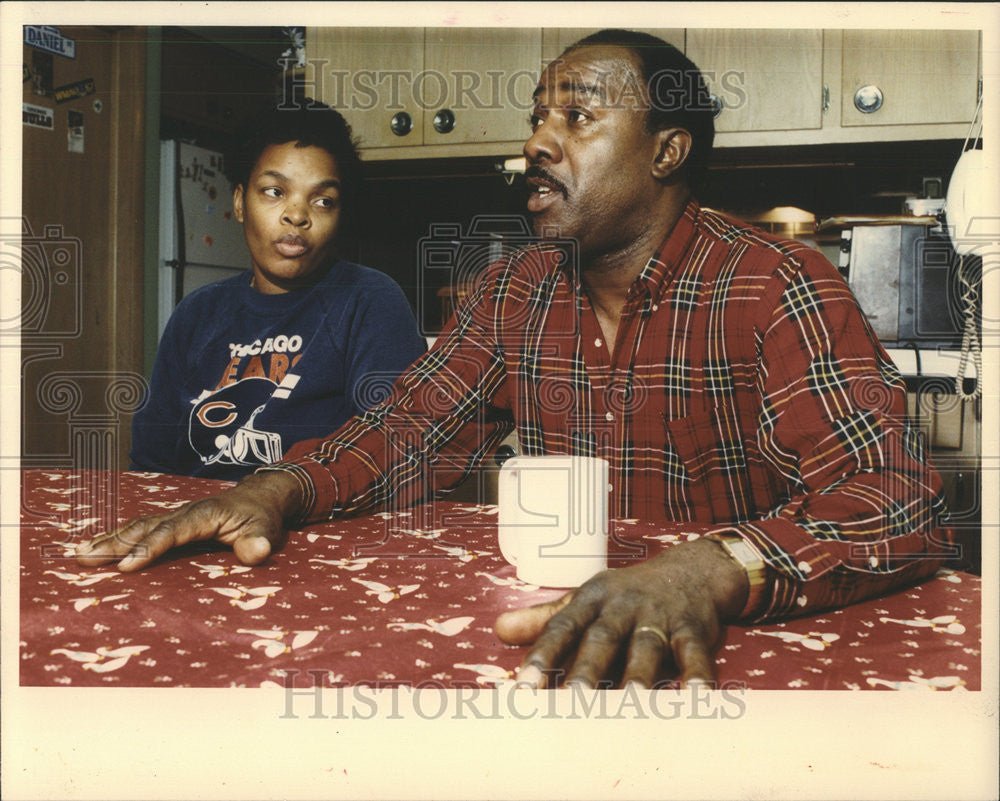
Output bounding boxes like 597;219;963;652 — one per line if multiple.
269;199;951;622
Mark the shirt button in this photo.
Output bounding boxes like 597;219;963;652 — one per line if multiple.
594;338;602;347
652;304;659;312
869;556;879;568
605;411;614;421
796;595;808;607
797;561;812;574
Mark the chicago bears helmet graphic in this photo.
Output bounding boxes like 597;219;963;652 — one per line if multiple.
189;377;284;467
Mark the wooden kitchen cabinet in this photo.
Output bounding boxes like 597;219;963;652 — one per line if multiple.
840;30;980;128
304;27;982;158
423;28;541;146
305;27;425;150
305;27;540;152
687;29;824;133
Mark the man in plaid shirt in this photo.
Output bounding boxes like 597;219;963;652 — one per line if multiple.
79;30;951;688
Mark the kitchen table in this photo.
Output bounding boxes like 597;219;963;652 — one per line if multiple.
19;469;981;691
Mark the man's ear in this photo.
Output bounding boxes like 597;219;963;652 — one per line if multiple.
651;128;692;181
233;185;246;224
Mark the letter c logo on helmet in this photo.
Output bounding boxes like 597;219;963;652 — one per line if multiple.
189;377;284;467
196;400;238;428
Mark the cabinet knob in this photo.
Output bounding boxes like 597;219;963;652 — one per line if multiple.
853;85;884;114
390;111;413;137
709;93;724;119
433;108;456;134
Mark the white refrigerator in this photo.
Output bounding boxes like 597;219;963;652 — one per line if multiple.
158;140;248;339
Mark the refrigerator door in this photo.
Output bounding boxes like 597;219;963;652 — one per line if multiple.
159;140;248;337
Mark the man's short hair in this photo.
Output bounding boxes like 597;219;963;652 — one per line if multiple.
225;100;363;230
564;29;715;191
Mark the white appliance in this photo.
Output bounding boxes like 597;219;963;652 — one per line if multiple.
158;140;249;339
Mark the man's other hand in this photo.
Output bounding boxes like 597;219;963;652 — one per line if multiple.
74;471;304;572
494;538;749;688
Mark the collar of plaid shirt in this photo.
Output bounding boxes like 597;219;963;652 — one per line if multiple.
550;195;698;307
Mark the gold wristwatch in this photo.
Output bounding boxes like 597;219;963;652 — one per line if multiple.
711;533;768;618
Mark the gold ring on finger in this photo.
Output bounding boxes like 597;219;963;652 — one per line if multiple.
634;625;668;645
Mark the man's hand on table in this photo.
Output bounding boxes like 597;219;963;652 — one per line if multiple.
74;472;304;571
494;538;749;689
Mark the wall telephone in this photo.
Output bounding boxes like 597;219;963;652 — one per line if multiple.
945;98;986;402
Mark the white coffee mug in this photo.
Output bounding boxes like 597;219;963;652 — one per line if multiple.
496;455;610;588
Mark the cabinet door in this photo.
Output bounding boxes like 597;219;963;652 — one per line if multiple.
841;30;980;127
305;27;425;149
687;29;823;132
423;28;542;146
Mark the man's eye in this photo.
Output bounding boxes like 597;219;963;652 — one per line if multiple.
567;109;588;124
262;187;282;198
528;114;541;130
314;197;337;209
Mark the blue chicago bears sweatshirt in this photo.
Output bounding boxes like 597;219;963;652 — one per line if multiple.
130;261;426;480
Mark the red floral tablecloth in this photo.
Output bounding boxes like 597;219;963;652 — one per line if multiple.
19;470;981;690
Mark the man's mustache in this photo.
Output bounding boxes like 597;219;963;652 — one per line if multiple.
524;165;568;199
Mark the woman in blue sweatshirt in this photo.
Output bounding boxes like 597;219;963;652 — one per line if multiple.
130;103;426;480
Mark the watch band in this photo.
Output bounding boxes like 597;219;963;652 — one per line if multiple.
711;533;768;618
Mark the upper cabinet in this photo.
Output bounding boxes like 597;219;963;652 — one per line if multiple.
708;28;981;147
305;27;540;156
423;28;542;146
305;28;425;150
303;27;982;159
687;29;824;133
840;30;981;127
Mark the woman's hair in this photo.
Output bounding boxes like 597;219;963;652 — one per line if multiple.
225;99;363;230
